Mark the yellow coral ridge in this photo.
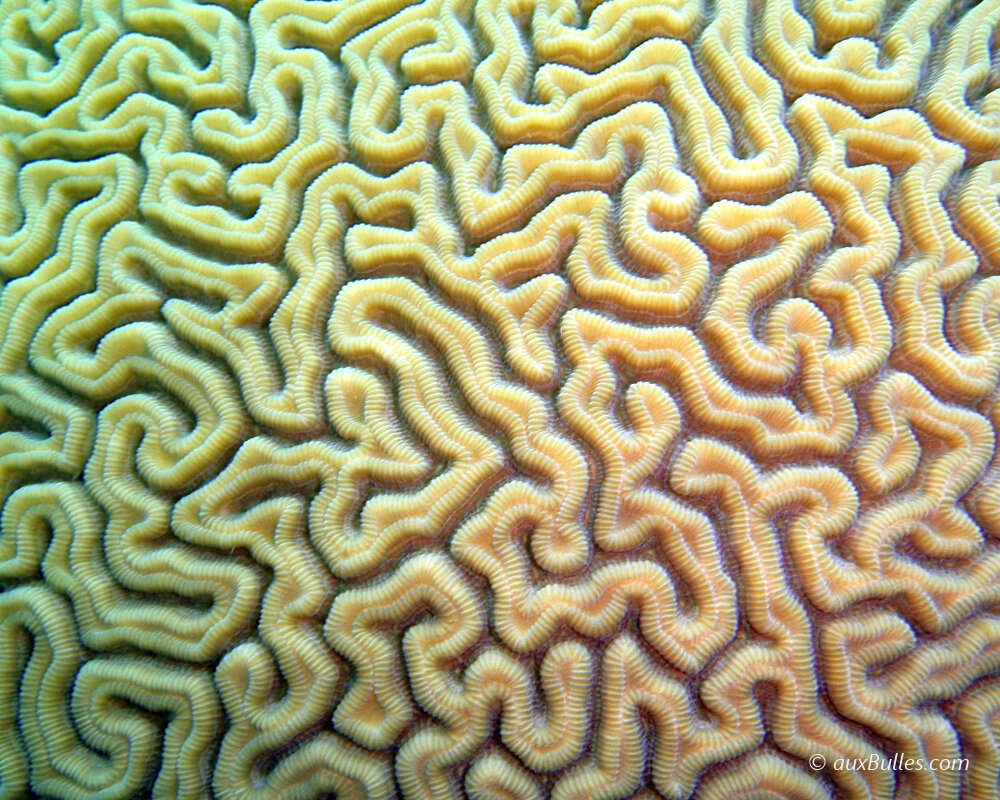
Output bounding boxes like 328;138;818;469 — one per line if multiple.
2;0;999;797
760;0;946;111
923;0;1000;162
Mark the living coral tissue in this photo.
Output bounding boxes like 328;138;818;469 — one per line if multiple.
4;0;1000;796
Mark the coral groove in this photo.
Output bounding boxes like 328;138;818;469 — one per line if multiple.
1;0;999;797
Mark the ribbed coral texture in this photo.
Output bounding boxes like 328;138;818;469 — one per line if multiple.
1;0;999;797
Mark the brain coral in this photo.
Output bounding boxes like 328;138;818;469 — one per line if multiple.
2;0;1000;797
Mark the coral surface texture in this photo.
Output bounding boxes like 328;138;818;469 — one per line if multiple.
2;0;1000;797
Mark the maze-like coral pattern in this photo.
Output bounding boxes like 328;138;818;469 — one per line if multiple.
2;0;1000;797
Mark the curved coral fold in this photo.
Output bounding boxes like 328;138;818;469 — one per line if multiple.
1;0;999;797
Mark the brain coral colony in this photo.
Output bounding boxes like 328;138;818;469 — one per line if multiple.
3;0;1000;797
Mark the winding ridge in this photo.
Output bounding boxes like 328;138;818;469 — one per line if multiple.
1;0;1000;797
